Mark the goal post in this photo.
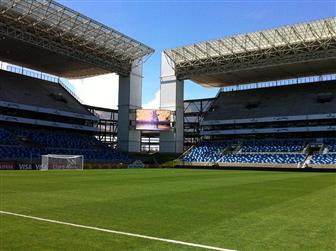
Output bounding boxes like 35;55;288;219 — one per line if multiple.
41;155;84;170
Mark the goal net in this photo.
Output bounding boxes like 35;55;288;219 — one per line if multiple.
41;155;84;171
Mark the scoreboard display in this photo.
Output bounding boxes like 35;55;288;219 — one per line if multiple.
135;109;171;131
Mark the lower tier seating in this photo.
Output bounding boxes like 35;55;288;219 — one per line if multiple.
324;139;336;153
0;126;131;162
0;128;17;145
182;142;230;162
182;139;336;166
0;145;130;162
218;154;305;165
241;139;306;153
310;154;336;165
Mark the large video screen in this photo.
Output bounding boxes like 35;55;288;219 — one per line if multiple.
136;109;171;131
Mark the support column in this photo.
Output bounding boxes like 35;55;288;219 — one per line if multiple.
160;53;184;153
117;62;142;152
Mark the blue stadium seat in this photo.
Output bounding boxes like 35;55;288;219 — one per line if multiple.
0;126;131;162
310;154;336;165
182;141;229;162
182;139;307;165
218;153;305;164
324;139;336;153
241;139;305;153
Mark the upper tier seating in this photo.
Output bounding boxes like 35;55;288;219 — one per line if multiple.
0;70;91;116
0;126;131;162
205;80;336;121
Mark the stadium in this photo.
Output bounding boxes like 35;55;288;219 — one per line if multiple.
0;0;335;250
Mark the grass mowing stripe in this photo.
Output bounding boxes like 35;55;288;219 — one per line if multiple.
0;210;236;251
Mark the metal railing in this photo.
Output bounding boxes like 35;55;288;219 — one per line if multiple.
220;74;336;93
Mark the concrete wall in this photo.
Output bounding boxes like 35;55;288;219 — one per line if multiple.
117;62;143;152
160;53;184;153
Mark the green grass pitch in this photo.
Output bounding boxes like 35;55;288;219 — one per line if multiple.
0;169;335;251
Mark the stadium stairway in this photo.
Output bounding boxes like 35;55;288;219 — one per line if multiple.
302;155;313;167
179;144;196;160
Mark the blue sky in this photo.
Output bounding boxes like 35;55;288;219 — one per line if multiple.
59;0;335;108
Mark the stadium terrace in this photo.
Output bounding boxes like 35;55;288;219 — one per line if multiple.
0;0;334;166
0;1;335;250
0;0;334;168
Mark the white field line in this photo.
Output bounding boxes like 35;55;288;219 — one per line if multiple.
0;210;236;251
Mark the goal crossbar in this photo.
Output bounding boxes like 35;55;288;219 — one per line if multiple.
41;154;84;171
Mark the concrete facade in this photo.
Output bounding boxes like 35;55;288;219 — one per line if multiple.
160;53;184;153
117;62;143;152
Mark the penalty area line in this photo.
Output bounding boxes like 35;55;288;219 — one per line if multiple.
0;210;236;251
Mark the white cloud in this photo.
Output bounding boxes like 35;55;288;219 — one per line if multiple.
68;75;162;110
143;90;160;109
68;73;119;109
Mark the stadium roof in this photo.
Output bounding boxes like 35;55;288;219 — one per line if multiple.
165;17;336;87
0;0;154;78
